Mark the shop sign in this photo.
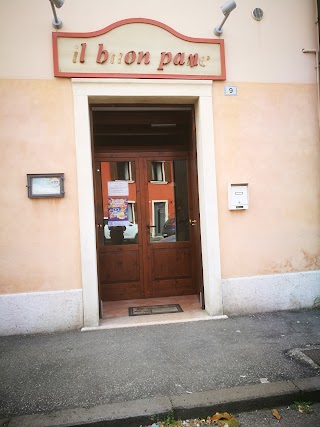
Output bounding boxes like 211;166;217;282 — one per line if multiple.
53;18;225;80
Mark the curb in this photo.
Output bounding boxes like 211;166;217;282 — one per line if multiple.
2;376;320;427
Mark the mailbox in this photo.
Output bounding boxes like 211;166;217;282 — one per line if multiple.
228;183;248;210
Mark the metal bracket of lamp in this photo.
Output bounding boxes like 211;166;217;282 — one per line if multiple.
214;0;237;37
49;0;65;29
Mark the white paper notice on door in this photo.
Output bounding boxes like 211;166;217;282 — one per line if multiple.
108;181;129;196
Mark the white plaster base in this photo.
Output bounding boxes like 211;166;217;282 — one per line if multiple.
222;270;320;315
0;289;83;336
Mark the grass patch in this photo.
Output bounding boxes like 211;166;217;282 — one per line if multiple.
290;400;314;414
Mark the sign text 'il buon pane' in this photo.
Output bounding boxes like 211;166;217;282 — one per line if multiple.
53;19;226;80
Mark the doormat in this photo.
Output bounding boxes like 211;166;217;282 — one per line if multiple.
128;304;183;316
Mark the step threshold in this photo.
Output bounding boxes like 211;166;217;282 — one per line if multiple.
81;310;228;331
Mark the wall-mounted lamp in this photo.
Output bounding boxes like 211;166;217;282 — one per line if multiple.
214;0;237;37
49;0;65;29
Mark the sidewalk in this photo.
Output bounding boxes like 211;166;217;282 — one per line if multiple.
0;309;320;426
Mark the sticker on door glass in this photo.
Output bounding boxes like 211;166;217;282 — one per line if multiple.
107;197;129;226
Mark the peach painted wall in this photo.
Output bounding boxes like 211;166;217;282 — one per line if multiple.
213;82;320;278
0;80;82;294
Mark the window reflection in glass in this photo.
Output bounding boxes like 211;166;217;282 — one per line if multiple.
101;161;138;246
174;160;190;242
116;161;132;181
154;202;166;236
149;160;190;243
151;161;165;182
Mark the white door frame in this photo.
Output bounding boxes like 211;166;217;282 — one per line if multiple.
72;78;223;327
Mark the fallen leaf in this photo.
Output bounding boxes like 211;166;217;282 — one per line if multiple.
221;413;232;420
212;412;232;421
272;408;281;421
212;412;224;421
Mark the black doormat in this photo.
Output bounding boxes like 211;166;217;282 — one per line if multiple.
128;304;183;316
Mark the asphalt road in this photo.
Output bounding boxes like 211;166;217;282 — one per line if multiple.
0;310;320;418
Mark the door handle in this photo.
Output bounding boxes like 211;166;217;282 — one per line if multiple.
189;219;197;226
146;224;156;228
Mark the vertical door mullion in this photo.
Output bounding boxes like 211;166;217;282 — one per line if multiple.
93;161;104;317
139;156;153;298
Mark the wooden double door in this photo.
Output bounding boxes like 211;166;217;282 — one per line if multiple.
94;151;203;303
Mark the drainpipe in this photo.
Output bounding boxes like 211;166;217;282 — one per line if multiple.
302;1;320;129
302;0;320;129
300;48;319;128
318;0;320;47
301;47;320;130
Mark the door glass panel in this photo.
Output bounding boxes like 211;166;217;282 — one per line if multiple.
101;161;138;245
148;160;190;243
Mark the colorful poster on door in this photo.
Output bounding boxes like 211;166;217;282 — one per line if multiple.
107;197;129;227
